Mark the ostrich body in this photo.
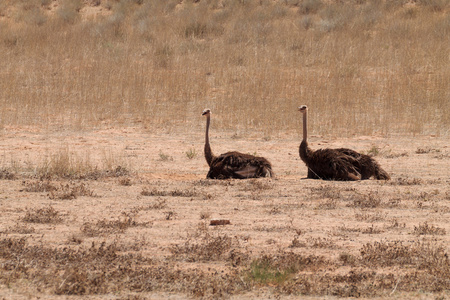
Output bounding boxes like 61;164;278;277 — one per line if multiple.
202;109;273;179
298;105;390;181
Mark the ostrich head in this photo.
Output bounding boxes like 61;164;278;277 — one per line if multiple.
298;105;308;113
202;109;211;116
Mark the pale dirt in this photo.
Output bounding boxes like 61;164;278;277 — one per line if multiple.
0;126;449;299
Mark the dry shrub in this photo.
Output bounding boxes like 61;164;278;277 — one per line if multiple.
289;236;336;249
170;233;232;262
307;237;336;249
346;192;382;208
22;180;96;199
81;212;151;237
413;222;446;235
289;236;307;248
119;177;132;186
131;199;167;212
140;187;208;198
240;179;274;191
21;206;62;224
389;177;423;185
360;240;449;270
385;151;409;158
338;252;357;266
200;211;211;219
359;242;450;293
141;187;192;197
2;236;240;297
361;225;384;234
49;182;96;200
416;147;439;154
0;168;16;180
316;198;337;210
195;179;232;186
310;185;342;200
22;180;58;192
354;211;386;222
1;223;35;234
169;224;233;262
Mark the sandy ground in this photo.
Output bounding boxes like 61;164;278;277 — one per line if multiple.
0;126;449;299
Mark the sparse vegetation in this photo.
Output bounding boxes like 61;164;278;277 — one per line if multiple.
366;145;381;156
0;1;449;299
22;180;96;199
346;191;382;208
22;180;58;192
158;151;173;161
0;168;16;180
21;206;63;224
81;212;151;237
141;187;197;197
185;148;197;160
0;0;447;136
49;182;97;200
413;222;446;235
169;226;233;262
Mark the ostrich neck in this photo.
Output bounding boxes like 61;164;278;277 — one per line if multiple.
303;111;307;143
204;115;214;166
299;111;312;163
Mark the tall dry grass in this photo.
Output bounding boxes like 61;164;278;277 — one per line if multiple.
0;0;448;137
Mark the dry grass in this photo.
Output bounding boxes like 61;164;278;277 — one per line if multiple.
81;212;151;237
1;161;450;298
1;235;448;297
48;182;97;200
413;222;446;235
36;148;131;179
22;180;97;199
0;0;448;137
0;1;449;299
21;206;63;224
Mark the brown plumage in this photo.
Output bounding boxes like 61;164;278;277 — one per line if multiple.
298;105;390;181
202;109;273;179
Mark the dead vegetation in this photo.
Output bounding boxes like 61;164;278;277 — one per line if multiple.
1;236;448;298
141;187;197;197
0;168;16;180
80;212;151;237
140;186;213;200
21;206;63;224
0;0;447;136
22;180;97;199
413;222;446;236
48;182;97;200
0;1;449;298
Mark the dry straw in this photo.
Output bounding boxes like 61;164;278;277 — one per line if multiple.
0;0;448;137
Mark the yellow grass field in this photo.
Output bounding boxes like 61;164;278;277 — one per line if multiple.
0;0;449;299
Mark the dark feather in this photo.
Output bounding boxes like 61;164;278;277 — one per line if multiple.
207;151;273;179
301;145;390;181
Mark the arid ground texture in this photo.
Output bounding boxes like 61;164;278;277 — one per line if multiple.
0;0;449;299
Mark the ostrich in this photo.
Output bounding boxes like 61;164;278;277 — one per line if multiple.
298;105;390;181
202;109;274;179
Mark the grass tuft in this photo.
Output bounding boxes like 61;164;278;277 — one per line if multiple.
21;206;63;224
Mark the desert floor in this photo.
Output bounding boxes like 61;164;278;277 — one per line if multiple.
0;127;449;299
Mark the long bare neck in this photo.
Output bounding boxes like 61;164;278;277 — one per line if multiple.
204;115;214;166
299;111;312;163
303;110;307;143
